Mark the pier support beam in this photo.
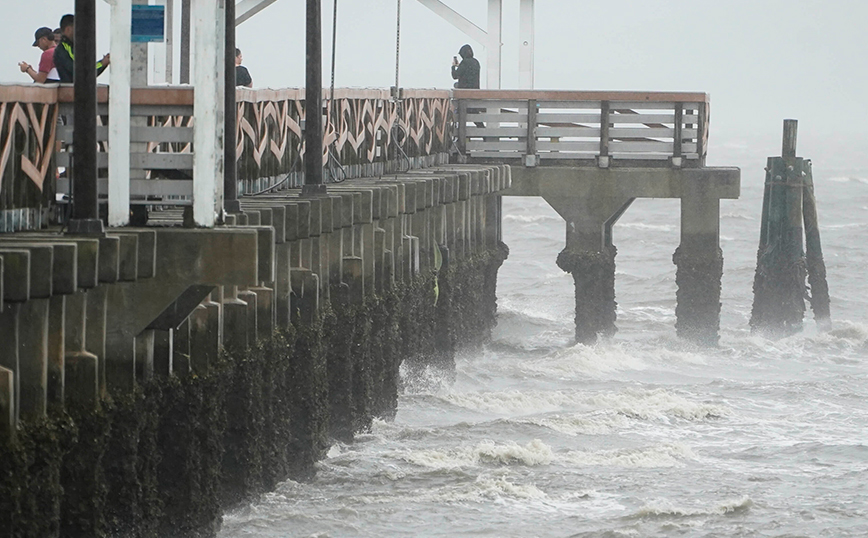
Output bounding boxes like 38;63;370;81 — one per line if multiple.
676;185;722;345
544;194;632;344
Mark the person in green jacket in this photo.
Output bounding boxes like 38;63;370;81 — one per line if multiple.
53;14;110;83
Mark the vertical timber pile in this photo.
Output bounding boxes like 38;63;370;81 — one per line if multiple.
750;119;830;334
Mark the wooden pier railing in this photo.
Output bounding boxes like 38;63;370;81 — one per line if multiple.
0;85;454;231
1;85;713;232
453;90;709;167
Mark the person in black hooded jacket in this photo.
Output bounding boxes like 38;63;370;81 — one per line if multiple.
451;44;480;89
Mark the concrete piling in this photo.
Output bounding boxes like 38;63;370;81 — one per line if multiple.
47;295;66;406
0;366;13;438
675;183;723;345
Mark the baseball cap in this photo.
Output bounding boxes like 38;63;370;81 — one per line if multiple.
32;27;54;47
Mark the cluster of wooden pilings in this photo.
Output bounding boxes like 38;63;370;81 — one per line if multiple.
0;162;510;537
750;120;831;335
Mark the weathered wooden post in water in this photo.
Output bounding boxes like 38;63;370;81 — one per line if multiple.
750;119;831;335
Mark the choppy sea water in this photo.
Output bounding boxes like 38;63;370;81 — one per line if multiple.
219;137;868;537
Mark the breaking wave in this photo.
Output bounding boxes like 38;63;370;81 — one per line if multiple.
399;439;554;469
628;495;753;518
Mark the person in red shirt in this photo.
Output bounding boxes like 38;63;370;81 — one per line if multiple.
18;27;59;83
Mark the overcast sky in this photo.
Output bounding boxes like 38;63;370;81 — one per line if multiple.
2;0;866;153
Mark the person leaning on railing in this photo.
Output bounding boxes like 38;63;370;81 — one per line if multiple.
53;13;110;83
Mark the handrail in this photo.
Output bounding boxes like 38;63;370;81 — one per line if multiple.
0;85;455;231
452;90;710;167
453;89;709;104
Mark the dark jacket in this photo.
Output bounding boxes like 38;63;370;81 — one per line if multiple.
54;36;108;83
236;65;252;87
452;57;480;89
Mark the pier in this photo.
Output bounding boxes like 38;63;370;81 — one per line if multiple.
0;1;741;535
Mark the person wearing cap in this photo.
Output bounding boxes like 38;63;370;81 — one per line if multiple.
53;13;110;83
18;27;59;83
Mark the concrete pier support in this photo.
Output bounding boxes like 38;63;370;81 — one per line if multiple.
0;305;19;425
546;195;632;344
0;366;13;438
154;329;173;376
17;298;49;419
223;286;249;351
509;165;738;344
237;289;259;344
64;290;99;408
47;295;66;406
173;319;191;376
86;286;108;396
135;330;155;381
675;185;722;345
250;286;274;340
190;300;220;374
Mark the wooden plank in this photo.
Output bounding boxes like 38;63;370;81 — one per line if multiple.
536;127;600;137
610;102;679;110
466;127;527;137
130;105;193;117
608;153;671;160
75;179;194;197
610;113;695;123
537;141;600;151
466;141;526;151
58;125;109;142
0;84;59;104
131;153;194;169
462;100;529;109
536;101;609;110
453;89;709;103
57;152;195;169
536;113;601;123
539;152;596;160
608;127;690;138
130;179;193;197
464;113;528;122
609;141;674;152
56;152;108;168
131;126;194;143
130;87;194;106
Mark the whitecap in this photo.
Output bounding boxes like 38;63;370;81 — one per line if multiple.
629;495;752;518
562;442;698;468
398;439;554;469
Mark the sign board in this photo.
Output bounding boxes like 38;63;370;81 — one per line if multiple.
131;5;165;43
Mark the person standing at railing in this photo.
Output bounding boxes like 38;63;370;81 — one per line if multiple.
451;44;480;89
235;48;253;88
18;27;60;84
53;14;110;83
451;44;485;132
